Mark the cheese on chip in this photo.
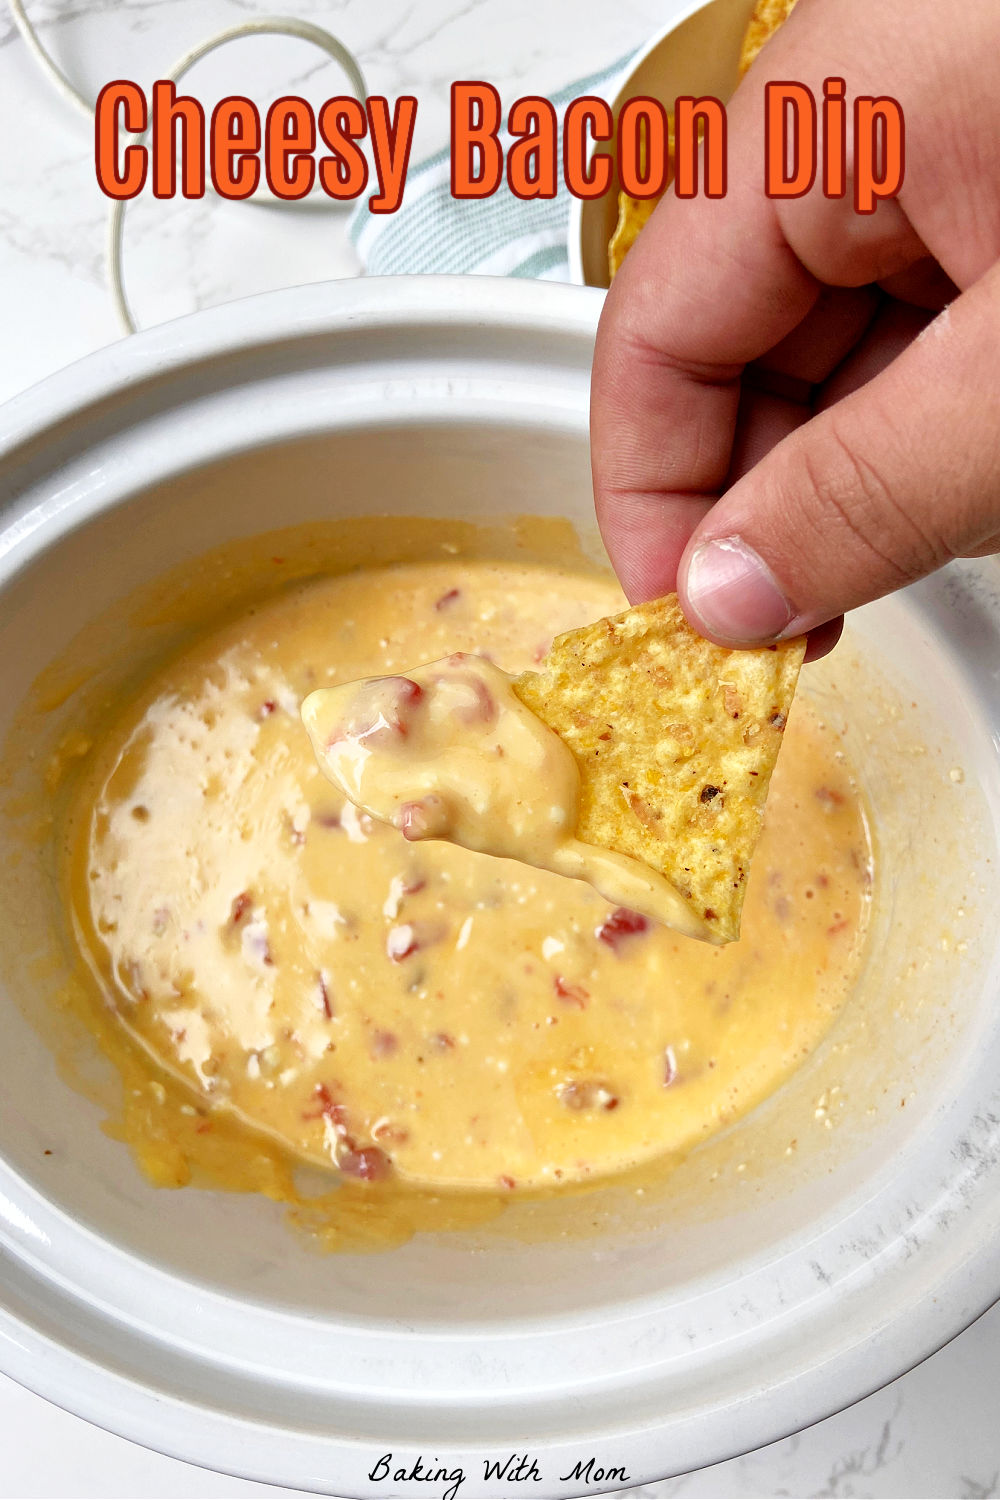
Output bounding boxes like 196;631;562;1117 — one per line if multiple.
514;596;805;942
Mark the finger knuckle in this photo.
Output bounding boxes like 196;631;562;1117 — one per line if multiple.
793;414;950;584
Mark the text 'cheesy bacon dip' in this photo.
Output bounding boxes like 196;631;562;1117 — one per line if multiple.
64;558;873;1199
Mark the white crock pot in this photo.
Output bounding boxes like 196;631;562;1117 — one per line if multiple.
0;278;999;1497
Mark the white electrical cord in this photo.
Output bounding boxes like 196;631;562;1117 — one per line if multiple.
6;0;369;333
7;0;93;118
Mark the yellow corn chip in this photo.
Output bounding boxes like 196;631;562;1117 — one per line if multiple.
607;0;799;279
513;595;805;943
738;0;798;76
608;192;661;280
607;117;674;281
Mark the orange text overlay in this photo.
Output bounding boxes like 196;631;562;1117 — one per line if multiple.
94;79;904;213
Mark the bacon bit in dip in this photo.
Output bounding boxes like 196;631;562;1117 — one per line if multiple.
304;1085;392;1180
229;891;252;926
445;670;498;727
369;1028;399;1059
303;1082;348;1131
435;588;461;610
596;907;649;950
316;972;333;1018
399;795;451;841
553;974;588;1008
383;871;427;918
386;924;419;962
336;1143;392;1181
329;676;424;749
558;1079;620;1112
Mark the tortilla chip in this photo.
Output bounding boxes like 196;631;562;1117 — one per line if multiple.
738;0;798;76
513;595;805;943
608;192;661;280
607;0;799;278
608;117;674;281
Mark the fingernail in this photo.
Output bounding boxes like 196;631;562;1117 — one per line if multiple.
684;537;793;643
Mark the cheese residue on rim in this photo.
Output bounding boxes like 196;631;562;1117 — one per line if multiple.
301;653;713;941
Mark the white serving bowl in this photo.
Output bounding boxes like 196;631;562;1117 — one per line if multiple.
0;277;999;1497
569;0;758;288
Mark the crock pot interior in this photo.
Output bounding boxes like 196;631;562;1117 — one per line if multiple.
0;417;998;1335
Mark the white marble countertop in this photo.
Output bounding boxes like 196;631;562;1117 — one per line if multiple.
0;1;998;1496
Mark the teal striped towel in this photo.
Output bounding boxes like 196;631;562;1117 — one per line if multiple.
348;56;631;281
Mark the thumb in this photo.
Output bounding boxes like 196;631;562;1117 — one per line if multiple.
677;265;1000;647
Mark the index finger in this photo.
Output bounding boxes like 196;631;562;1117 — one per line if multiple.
591;87;818;602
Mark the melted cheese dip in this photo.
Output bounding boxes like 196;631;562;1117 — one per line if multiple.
302;656;713;940
64;561;872;1192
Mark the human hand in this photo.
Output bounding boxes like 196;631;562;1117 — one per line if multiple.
591;0;1000;658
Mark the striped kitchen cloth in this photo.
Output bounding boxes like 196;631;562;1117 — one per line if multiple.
348;55;632;281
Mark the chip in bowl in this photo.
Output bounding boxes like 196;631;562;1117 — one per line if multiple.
608;191;660;280
607;0;800;278
738;0;799;76
608;117;674;280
